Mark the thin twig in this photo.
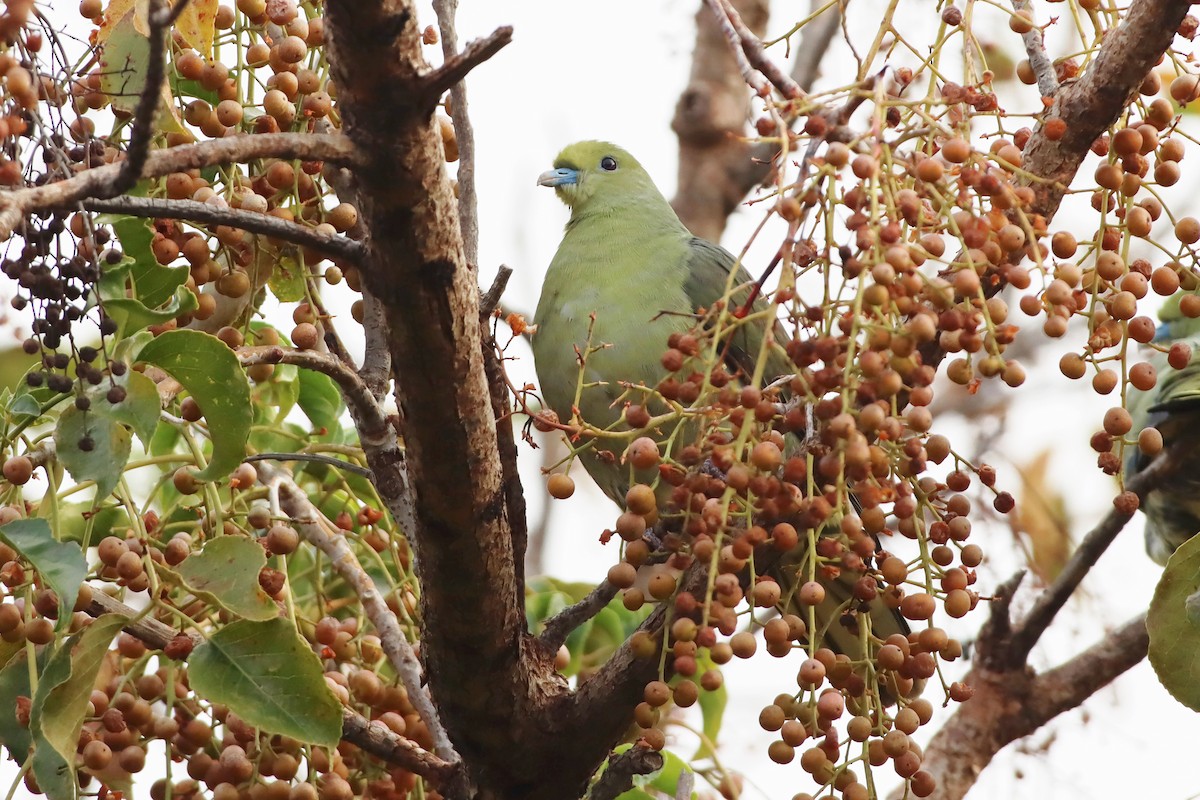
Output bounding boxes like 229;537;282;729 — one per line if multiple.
422;25;514;108
112;0;174;196
432;0;480;267
83;196;364;262
703;0;805;99
236;345;387;435
480;265;512;316
258;462;460;766
1011;0;1059;98
0;133;359;239
538;580;620;650
702;0;771;97
1007;454;1174;662
84;589;458;781
243;452;373;477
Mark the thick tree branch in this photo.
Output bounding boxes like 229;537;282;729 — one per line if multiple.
257;461;459;769
554;561;711;780
422;26;514;111
671;0;770;242
0;133;358;239
358;289;393;400
904;615;1148;800
1020;0;1192;218
324;6;587;800
83;196;364;262
83;589;458;782
587;746;665;800
235;345;387;435
112;0;172;196
538;580;619;651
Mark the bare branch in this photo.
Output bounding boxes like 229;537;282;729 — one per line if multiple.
257;461;459;767
112;0;173;196
709;0;804;99
1010;0;1058;97
432;0;481;266
0;133;359;240
907;615;1148;800
538;580;620;651
83;589;459;782
1007;454;1174;661
358;289;392;400
83;196;364;262
236;345;387;435
422;25;514;109
480;265;512;316
1020;0;1192;218
588;746;665;800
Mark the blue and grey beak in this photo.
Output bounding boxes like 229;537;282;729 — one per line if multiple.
537;167;579;187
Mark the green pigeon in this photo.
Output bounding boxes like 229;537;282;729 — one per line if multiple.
1127;295;1200;564
532;140;908;663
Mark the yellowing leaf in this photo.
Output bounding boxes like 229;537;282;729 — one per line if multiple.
173;0;218;53
1010;449;1073;582
98;10;152;113
97;0;141;43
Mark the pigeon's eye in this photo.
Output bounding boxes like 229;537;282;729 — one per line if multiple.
600;156;618;172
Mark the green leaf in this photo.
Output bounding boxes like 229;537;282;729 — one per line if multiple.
168;536;275;621
137;330;252;480
0;650;37;765
109;216;189;309
255;363;299;423
87;368;160;446
9;375;60;421
0;519;87;627
52;503;124;546
298;369;344;432
32;615;127;765
266;249;307;303
7;390;43;420
30;731;75;800
644;750;695;799
101;286;199;339
189;618;343;747
1149;533;1200;710
53;406;132;499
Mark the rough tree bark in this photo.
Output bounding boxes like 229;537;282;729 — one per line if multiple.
320;4;696;798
